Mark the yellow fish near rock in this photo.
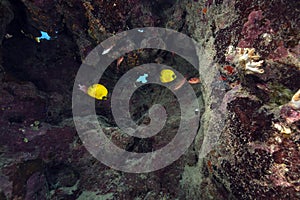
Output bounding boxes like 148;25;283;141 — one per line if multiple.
160;69;176;83
87;84;108;100
79;83;108;100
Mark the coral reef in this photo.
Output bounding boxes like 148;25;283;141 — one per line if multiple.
0;0;299;199
182;0;300;199
225;45;264;74
238;10;272;48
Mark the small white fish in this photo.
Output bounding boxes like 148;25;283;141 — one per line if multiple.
102;45;114;55
5;33;13;39
137;29;144;33
78;84;88;93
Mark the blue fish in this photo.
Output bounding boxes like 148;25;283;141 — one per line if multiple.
35;31;51;42
136;74;148;84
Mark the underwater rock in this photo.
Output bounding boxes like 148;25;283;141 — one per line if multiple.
0;0;14;81
0;0;299;199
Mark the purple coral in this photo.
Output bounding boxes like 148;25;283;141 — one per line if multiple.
238;10;272;48
268;42;289;60
280;105;300;124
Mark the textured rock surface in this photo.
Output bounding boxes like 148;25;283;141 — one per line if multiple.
0;0;299;199
0;0;14;82
181;0;300;199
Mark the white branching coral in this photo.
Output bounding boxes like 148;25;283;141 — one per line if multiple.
225;45;264;74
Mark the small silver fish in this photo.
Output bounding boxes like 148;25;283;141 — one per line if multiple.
102;45;114;55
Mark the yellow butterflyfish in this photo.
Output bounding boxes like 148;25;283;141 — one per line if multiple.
78;83;108;100
87;84;108;100
160;69;176;83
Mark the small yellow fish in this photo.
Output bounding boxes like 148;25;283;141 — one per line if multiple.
86;84;108;100
160;69;176;83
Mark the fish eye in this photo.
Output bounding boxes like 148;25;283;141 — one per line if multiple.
172;74;176;78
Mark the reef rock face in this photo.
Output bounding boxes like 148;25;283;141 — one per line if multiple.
181;0;300;199
0;0;299;199
0;0;14;81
